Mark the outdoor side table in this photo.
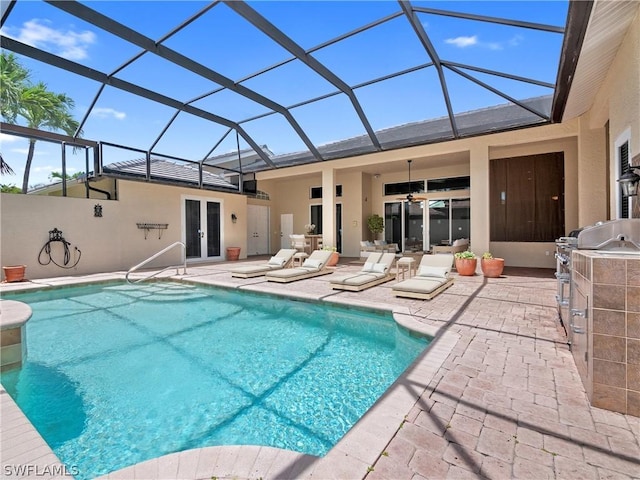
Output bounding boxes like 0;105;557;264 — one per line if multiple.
292;252;309;267
396;257;416;281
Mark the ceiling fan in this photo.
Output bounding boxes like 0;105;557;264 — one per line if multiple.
397;159;427;203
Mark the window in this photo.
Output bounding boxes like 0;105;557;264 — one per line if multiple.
384;180;425;196
310;185;342;198
310;205;323;234
619;141;630;219
427;176;470;192
310;186;322;199
490;153;564;242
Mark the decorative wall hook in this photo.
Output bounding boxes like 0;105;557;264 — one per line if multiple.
94;204;103;217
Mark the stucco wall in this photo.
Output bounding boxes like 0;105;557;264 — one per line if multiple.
590;9;640;218
1;181;247;281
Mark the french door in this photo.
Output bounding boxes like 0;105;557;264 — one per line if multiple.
183;197;221;261
428;198;470;247
384;201;424;252
384;198;470;252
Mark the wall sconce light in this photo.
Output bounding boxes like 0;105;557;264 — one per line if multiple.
617;168;640;197
231;213;238;223
94;204;103;217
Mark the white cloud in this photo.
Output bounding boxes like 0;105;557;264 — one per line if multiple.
33;165;57;174
445;35;478;48
508;34;524;47
445;34;524;51
91;108;127;120
0;133;21;145
14;18;95;61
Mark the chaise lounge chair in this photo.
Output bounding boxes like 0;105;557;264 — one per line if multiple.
229;249;297;278
392;253;454;300
330;252;396;291
265;249;334;283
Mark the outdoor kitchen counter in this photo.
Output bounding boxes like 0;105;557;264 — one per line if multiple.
571;250;640;417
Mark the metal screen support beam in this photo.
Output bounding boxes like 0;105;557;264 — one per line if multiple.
1;36;276;169
61;142;67;197
224;0;382;151
399;0;458;138
46;0;322;162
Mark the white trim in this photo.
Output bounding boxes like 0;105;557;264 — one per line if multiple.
614;128;632;219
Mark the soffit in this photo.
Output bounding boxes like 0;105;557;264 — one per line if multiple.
562;0;640;121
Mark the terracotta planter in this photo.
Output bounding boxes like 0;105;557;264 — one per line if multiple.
3;265;26;283
225;247;241;261
481;258;505;278
455;258;477;276
326;252;340;267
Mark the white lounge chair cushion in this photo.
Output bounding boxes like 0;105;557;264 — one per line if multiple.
268;256;287;266
362;261;375;272
371;263;387;273
417;265;449;278
302;258;322;269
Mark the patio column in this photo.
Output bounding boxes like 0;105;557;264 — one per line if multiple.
470;146;490;255
322;167;336;249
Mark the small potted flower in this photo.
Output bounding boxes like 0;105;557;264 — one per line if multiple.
305;223;316;234
454;250;477;276
481;252;504;278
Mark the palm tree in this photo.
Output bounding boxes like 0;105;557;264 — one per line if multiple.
0;52;30;122
1;52;81;192
18;82;80;193
1;53;30;176
1;154;15;175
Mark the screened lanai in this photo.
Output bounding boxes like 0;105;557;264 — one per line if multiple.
0;0;588;193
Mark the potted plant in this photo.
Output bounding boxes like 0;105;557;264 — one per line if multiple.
323;245;340;267
454;250;477;276
481;252;504;278
3;264;26;282
225;247;241;261
367;214;384;240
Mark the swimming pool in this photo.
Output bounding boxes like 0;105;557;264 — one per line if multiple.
1;281;429;479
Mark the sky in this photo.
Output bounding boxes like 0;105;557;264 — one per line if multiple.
0;0;569;189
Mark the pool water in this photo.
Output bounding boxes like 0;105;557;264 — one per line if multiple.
1;282;428;479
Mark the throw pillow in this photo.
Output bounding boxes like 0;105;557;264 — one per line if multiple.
417;265;449;278
362;261;375;272
371;263;387;273
268;256;286;266
302;258;322;269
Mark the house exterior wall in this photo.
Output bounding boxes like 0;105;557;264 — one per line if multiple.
258;120;581;269
590;9;640;219
2;13;638;275
1;181;247;280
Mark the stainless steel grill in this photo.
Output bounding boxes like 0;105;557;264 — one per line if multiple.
555;219;640;343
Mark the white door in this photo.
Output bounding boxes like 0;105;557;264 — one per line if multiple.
247;205;270;255
281;213;293;249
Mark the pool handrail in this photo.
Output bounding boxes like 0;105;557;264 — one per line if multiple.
126;241;187;284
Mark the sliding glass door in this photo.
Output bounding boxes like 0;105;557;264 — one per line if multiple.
427;198;470;248
384;201;425;252
384;197;470;252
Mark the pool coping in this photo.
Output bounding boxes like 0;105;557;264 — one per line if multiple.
0;272;459;480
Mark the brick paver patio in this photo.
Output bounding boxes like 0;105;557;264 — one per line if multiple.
1;260;638;479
